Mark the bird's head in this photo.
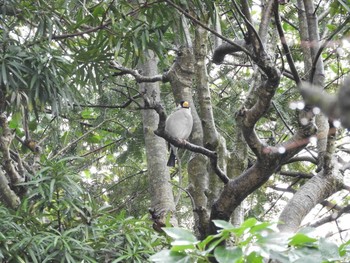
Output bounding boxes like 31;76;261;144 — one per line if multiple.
180;100;190;108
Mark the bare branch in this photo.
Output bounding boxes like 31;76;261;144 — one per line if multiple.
52;22;110;40
110;61;166;83
310;15;350;83
279;170;314;179
274;4;301;84
283;156;318;165
309;204;350;228
212;40;250;64
232;0;266;56
164;0;252;57
50;118;114;159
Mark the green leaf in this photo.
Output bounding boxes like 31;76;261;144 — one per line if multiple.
291;250;323;263
241;218;258;229
81;109;96;119
257;232;289;252
197;234;215;250
319;238;341;261
249;222;272;234
171;243;196;252
49;179;56;201
339;239;350;256
288;233;317;246
214;246;243;263
93;5;105;17
162;227;197;243
246;251;263;263
149;250;191;263
8;112;22;129
1;62;8;86
212;220;235;230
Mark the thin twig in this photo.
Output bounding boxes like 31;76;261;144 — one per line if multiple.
274;4;301;84
164;0;252;58
50;118;113;159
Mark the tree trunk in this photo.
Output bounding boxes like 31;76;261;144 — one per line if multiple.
278;170;343;233
139;51;177;230
277;0;339;233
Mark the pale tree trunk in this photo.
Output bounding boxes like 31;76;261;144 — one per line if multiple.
194;26;222;207
192;26;227;238
166;45;210;237
163;12;211;237
278;0;341;232
227;118;248;227
139;51;177;230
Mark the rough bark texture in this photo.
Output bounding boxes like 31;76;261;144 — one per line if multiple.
0;113;26;202
166;45;210;238
0;169;20;209
303;0;327;172
278;171;343;233
227;117;248;227
194;27;222;209
139;51;177;230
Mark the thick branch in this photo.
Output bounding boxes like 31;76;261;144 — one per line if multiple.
212;40;250;64
280;171;314;179
278;170;343;233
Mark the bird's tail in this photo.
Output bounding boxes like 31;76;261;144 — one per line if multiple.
167;149;176;167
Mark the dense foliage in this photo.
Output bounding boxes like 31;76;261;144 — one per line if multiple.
0;158;165;263
0;0;349;262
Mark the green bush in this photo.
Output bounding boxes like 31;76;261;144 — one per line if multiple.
0;158;166;262
150;218;350;263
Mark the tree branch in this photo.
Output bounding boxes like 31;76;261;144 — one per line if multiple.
309;204;350;228
110;61;167;83
148;101;229;184
310;15;350;83
164;0;252;57
279;170;314;179
50;118;114;159
212;40;250;64
274;4;301;84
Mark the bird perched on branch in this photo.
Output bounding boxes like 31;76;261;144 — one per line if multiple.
165;100;193;167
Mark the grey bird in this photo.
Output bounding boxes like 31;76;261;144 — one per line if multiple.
165;100;193;167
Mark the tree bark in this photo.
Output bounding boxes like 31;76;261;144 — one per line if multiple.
139;51;178;230
277;0;340;233
278;170;343;233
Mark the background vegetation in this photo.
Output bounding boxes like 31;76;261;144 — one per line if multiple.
0;0;350;262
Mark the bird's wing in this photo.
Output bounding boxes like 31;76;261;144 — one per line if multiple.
165;108;193;140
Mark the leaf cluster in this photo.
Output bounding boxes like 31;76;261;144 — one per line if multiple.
0;157;164;263
150;218;350;263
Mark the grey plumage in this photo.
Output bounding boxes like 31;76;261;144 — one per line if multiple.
165;101;193;167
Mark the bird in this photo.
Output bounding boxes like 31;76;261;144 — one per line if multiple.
165;100;193;167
